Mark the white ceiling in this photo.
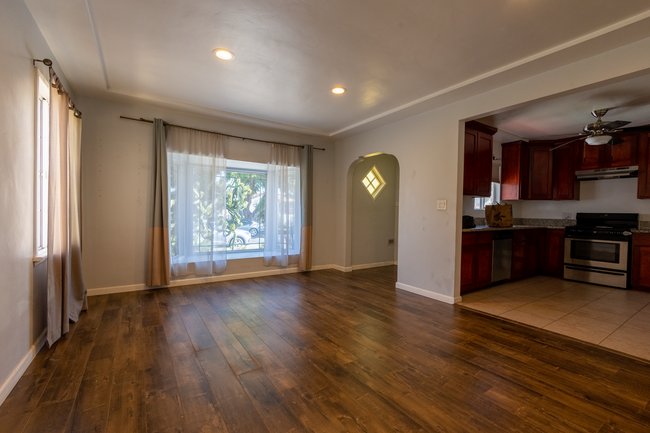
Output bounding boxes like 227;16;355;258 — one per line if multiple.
24;0;650;138
480;73;650;141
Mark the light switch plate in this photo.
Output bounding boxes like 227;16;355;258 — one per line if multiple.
437;199;447;211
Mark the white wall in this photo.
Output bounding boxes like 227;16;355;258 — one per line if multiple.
0;0;68;404
521;177;650;222
77;96;335;291
334;36;650;304
351;154;398;266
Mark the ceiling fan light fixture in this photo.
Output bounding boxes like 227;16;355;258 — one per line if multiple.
214;48;234;60
585;135;612;145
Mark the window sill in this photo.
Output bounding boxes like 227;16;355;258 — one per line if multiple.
227;250;264;259
33;250;47;266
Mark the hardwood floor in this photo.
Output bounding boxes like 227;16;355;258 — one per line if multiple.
2;266;650;432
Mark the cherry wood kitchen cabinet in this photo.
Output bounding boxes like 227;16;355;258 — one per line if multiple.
543;228;565;277
578;134;638;170
501;141;529;200
578;141;606;170
512;229;545;280
461;232;493;294
631;232;650;291
463;121;498;197
528;143;554;200
639;134;650;199
552;141;580;200
610;134;639;167
503;139;578;201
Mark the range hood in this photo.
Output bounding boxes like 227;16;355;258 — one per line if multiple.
576;166;638;181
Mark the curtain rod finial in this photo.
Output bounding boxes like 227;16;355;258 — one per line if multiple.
33;58;53;67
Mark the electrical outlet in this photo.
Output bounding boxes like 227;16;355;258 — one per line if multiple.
388;239;395;245
437;199;447;211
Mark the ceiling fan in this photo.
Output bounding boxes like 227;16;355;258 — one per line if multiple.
550;108;650;151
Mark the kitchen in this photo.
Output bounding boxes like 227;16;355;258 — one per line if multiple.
458;86;650;360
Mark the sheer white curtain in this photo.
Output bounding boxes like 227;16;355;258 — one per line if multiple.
264;144;301;266
167;126;228;277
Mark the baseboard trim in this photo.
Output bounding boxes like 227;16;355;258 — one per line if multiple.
351;261;397;271
332;264;353;272
395;282;460;304
87;264;336;296
0;329;47;406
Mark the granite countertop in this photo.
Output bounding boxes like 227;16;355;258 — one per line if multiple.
462;225;560;232
461;218;649;233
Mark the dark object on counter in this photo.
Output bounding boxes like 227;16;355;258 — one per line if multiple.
462;215;476;229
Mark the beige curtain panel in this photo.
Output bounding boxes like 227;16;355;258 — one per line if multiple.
146;119;171;286
299;145;313;271
46;70;87;347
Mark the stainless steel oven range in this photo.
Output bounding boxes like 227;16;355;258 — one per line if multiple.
564;213;638;289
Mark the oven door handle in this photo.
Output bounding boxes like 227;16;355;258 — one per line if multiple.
564;265;626;277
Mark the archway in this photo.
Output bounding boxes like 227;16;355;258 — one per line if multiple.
347;153;400;271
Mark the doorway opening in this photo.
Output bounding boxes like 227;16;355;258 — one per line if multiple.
347;153;400;271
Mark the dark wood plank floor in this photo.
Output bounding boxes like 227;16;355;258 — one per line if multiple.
2;266;650;432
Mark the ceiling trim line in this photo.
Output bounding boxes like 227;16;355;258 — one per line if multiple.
84;0;110;90
330;9;650;137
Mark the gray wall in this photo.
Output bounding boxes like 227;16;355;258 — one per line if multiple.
351;154;399;266
0;0;66;401
77;96;336;291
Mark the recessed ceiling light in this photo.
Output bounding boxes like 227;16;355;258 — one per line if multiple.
332;87;346;94
214;48;234;60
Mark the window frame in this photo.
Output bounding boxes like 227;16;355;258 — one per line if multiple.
34;69;50;260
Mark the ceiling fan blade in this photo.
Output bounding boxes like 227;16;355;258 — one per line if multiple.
549;136;585;151
620;123;650;133
603;120;631;130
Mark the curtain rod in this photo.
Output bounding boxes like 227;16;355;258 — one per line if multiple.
34;58;82;119
119;116;325;151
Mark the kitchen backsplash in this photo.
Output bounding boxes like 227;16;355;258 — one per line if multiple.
472;217;576;228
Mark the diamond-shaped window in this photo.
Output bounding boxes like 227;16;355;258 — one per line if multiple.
361;166;386;200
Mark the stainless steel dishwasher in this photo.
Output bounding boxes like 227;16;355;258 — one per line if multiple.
492;230;513;283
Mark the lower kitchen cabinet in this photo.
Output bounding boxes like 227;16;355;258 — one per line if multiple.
631;233;650;291
543;228;565;277
512;229;545;280
461;232;493;294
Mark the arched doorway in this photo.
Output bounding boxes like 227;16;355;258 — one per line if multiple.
348;153;400;270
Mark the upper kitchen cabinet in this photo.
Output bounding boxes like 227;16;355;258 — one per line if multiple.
463;121;497;197
552;140;580;200
578;134;638;170
501;141;529;200
638;133;650;199
503;139;579;201
527;142;554;200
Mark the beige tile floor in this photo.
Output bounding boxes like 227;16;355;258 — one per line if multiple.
459;276;650;361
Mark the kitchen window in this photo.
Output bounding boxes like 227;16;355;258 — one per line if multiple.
474;182;500;210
